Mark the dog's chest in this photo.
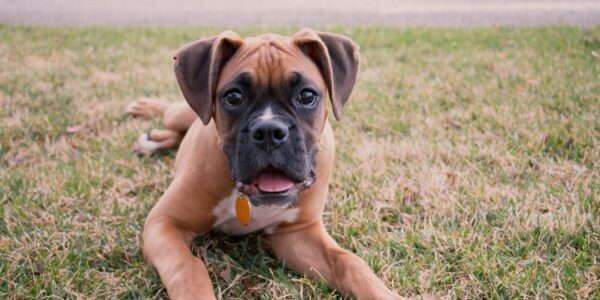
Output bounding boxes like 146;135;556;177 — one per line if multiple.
211;192;299;235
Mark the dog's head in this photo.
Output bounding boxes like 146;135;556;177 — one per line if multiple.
173;29;359;206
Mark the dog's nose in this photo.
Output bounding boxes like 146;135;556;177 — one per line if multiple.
250;119;289;149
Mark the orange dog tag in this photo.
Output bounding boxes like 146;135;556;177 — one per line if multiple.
235;196;251;225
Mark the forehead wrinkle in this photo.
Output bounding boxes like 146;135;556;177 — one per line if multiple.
229;43;260;65
262;45;273;86
219;52;257;89
254;42;285;87
269;44;284;84
219;36;324;91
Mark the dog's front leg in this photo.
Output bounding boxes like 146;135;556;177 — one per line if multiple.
143;182;218;300
271;222;405;300
143;219;214;299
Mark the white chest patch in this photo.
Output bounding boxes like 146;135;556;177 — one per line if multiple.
211;191;300;235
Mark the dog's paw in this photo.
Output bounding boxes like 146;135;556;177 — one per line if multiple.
124;101;140;116
134;133;159;155
125;97;169;118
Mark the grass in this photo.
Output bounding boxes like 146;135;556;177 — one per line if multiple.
1;25;599;299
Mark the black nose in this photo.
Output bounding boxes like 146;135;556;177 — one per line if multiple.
250;119;289;150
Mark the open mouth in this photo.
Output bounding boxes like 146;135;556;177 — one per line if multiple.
234;166;316;205
253;166;295;193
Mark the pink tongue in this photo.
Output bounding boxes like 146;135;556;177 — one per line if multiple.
256;172;294;193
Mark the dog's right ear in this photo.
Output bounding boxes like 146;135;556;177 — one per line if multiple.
173;31;243;125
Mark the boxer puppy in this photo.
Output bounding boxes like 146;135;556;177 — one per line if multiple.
133;29;403;299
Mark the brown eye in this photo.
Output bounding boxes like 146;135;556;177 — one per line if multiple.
223;89;243;106
297;88;318;106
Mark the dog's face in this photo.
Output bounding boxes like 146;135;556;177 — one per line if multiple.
173;29;359;206
214;37;326;206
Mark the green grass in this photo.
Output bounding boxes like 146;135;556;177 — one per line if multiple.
1;25;599;299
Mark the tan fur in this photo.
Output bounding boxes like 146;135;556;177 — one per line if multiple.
139;31;405;299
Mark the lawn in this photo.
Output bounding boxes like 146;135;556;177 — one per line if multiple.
1;25;599;299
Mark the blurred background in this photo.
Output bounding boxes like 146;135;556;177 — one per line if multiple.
2;0;600;27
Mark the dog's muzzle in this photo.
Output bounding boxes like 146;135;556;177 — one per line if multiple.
225;117;318;207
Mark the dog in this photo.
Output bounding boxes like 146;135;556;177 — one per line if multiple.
128;28;403;299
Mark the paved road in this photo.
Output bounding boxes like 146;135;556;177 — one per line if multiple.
1;0;599;27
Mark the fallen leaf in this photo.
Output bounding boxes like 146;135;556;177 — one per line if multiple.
445;118;461;129
219;260;231;282
67;125;86;134
8;153;27;167
445;171;458;185
242;278;252;291
241;278;259;297
400;213;414;226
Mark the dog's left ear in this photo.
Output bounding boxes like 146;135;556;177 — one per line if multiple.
293;29;360;120
173;31;243;125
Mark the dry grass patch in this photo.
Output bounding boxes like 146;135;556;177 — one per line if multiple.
1;26;599;299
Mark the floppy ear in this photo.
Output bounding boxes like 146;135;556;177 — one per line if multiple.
173;31;243;125
293;28;360;120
